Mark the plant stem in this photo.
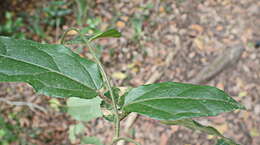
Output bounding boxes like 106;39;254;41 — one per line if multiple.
87;42;120;138
60;28;120;138
110;137;142;145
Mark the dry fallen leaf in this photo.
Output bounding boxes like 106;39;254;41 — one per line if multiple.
194;36;205;50
112;72;127;80
238;91;248;98
214;123;228;134
190;24;204;33
159;6;165;13
67;30;78;35
216;25;224;31
116;21;126;29
250;128;260;137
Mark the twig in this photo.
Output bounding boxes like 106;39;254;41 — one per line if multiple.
0;98;47;113
190;42;244;84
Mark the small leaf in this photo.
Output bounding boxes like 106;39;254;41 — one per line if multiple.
0;36;103;99
67;97;102;122
116;21;126;29
64;29;121;44
162;119;224;138
102;110;115;122
89;29;121;41
123;82;245;121
81;136;104;145
103;86;131;108
104;87;120;105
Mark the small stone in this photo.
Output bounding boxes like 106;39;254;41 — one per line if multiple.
248;4;259;15
189;52;196;58
254;104;260;115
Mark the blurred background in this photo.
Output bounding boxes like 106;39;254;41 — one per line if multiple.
0;0;260;144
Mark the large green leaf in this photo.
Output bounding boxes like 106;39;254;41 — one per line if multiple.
0;36;102;99
67;97;102;122
123;82;245;121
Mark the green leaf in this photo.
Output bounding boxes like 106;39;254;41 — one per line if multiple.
63;29;121;45
123;82;245;121
162;119;223;137
89;29;121;41
0;36;103;99
67;97;102;122
104;87;120;104
81;136;104;145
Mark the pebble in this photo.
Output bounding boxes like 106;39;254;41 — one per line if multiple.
254;104;260;115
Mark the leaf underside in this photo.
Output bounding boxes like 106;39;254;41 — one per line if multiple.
123;82;245;121
67;97;102;122
0;36;102;99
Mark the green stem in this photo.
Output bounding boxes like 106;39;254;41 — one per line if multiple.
110;137;141;145
87;42;120;138
60;28;120;138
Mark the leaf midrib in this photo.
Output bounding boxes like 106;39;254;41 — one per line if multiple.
133;102;205;117
124;96;240;107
